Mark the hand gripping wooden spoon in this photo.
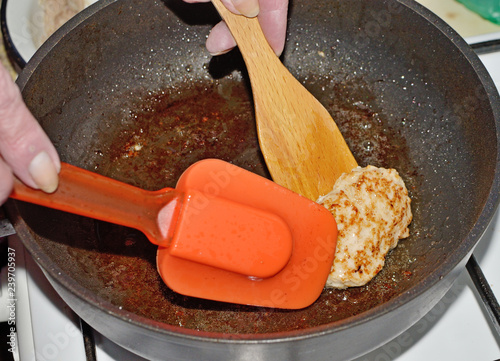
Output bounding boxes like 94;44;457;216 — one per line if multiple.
211;0;358;201
10;159;337;309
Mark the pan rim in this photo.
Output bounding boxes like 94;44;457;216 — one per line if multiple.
11;0;500;346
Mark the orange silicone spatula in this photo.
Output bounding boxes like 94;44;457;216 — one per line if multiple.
10;159;337;309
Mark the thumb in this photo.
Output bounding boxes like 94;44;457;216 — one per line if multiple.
0;64;60;194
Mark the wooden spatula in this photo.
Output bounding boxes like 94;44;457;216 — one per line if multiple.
10;159;337;309
211;0;358;201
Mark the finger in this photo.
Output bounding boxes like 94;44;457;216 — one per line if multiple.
205;0;257;55
207;0;288;56
206;21;237;55
0;65;60;193
258;0;288;56
0;158;14;205
184;0;259;17
225;0;259;17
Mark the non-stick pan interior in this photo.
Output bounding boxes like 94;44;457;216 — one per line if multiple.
12;0;499;336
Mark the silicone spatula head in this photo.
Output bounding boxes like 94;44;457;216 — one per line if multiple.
158;159;338;309
165;189;293;278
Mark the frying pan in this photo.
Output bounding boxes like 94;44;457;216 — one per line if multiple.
3;0;500;359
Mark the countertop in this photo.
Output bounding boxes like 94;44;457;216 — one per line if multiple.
416;0;500;37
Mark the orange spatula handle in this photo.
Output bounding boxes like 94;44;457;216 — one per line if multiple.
10;162;179;246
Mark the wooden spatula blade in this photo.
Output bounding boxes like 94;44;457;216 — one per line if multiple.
254;76;358;200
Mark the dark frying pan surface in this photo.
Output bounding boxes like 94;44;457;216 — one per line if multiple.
13;0;499;335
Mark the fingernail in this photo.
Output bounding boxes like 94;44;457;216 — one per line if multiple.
231;0;259;17
209;48;233;56
28;151;59;193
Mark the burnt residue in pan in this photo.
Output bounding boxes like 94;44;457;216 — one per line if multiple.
21;69;427;335
94;75;269;189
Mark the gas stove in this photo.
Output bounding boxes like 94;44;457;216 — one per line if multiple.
1;0;500;360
